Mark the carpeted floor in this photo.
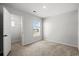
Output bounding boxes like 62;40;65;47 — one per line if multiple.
9;40;79;56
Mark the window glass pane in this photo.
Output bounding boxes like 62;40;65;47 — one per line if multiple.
32;20;40;37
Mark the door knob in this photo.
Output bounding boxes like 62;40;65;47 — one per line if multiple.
3;35;8;37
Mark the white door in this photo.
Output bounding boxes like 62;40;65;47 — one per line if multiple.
3;8;11;56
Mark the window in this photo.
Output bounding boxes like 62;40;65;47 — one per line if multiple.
32;21;40;37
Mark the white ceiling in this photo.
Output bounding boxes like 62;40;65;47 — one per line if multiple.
3;3;79;18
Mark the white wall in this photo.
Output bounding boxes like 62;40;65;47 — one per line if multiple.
44;10;78;47
78;8;79;50
5;6;43;45
22;15;42;45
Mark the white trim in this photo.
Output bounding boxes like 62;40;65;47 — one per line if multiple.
78;8;79;50
45;39;78;48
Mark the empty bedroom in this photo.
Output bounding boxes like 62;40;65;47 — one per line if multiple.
0;3;79;56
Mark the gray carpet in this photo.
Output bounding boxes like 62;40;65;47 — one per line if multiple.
9;40;79;56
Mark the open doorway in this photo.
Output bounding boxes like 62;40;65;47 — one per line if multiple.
10;14;23;48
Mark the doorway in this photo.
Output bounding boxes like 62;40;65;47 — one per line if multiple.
10;14;23;48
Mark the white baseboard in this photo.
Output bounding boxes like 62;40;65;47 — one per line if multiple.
45;39;78;48
22;39;42;46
